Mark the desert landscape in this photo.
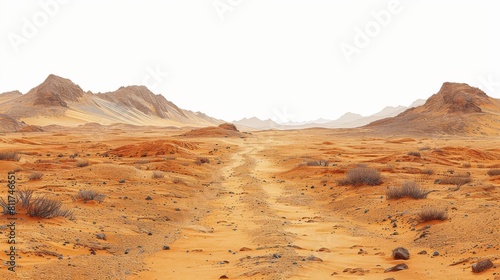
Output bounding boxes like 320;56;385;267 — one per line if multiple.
0;76;499;280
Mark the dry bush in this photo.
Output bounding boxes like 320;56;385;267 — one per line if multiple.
27;196;73;218
73;190;105;203
386;181;428;200
436;174;471;186
462;162;471;168
152;171;165;179
421;168;434;175
338;166;382;186
172;177;184;184
0;151;20;161
306;160;329;167
18;189;34;208
28;172;44;181
76;159;89;167
487;169;500;176
407;151;421;157
419;147;431;151
136;159;150;164
195;158;210;165
418;206;447;222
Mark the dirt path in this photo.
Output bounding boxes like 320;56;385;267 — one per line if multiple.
138;139;385;279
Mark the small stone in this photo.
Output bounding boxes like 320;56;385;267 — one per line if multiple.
145;196;152;200
58;255;63;260
384;263;408;273
418;250;427;255
162;245;170;250
433;251;439;256
392;247;410;260
306;255;323;262
272;253;281;259
239;247;252;251
96;233;106;240
472;259;493;273
219;275;229;279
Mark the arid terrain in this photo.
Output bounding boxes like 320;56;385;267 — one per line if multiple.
0;78;499;279
0;124;499;279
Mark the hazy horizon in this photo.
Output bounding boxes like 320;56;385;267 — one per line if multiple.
1;0;499;123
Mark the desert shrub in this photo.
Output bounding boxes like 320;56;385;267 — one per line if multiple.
136;159;150;164
0;151;20;161
338;166;382;186
172;177;184;184
27;196;73;218
419;147;431;151
73;190;105;203
306;160;329;167
152;171;165;179
418;206;447;221
76;159;89;167
487;169;500;176
421;168;434;175
195;158;210;165
436;174;471;186
386;181;428;200
407;151;421;157
18;189;34;208
28;172;44;181
462;162;471;168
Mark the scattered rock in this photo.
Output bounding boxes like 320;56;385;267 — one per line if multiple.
472;259;493;273
95;233;106;240
272;253;281;259
318;247;331;253
217;260;229;265
239;247;252;251
392;247;410;260
162;245;170;250
306;255;323;262
219;275;229;279
343;268;369;275
433;251;439;257
384;263;408;273
145;196;152;200
418;250;427;255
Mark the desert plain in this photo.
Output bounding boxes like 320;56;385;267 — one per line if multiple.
0;123;498;280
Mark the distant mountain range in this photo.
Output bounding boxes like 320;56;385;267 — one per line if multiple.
233;99;426;130
0;74;222;131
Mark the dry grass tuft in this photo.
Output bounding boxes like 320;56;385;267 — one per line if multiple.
436;174;471;186
407;151;421;157
28;172;44;181
195;158;210;165
487;169;500;176
418;206;447;222
76;159;89;167
386;181;428;200
73;190;105;203
338;166;382;186
0;151;20;161
421;168;434;175
306;160;329;167
152;171;165;179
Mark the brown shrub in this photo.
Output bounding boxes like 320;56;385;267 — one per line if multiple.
76;159;89;167
420;168;434;175
28;196;73;218
152;171;165;179
436;174;471;186
487;169;500;176
306;160;329;167
338;166;382;186
418;206;447;222
73;190;105;203
407;151;421;157
28;172;44;181
386;182;428;200
195;158;210;165
0;151;20;161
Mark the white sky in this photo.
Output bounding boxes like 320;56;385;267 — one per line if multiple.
1;0;499;123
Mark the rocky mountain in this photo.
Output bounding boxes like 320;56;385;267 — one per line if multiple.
366;82;500;135
0;74;222;129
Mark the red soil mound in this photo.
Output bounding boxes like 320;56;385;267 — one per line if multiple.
107;140;197;157
182;123;244;138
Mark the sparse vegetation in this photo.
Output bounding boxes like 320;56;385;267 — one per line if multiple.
73;190;105;203
419;147;431;151
306;160;329;167
28;172;44;181
76;159;89;167
195;157;210;165
0;189;72;218
407;151;421;157
0;151;20;161
487;169;500;176
462;162;471;168
436;174;471;186
338;166;382;186
152;171;165;179
28;197;73;218
421;168;434;175
386;181;429;200
418;206;447;222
